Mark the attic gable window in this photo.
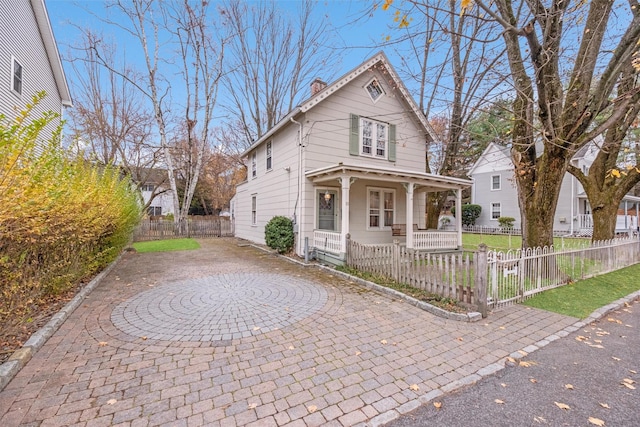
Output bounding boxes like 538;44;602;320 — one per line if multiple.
365;78;384;102
11;57;22;95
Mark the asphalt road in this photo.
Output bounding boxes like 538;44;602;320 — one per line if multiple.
387;299;640;427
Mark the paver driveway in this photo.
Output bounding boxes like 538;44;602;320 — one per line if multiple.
0;238;577;426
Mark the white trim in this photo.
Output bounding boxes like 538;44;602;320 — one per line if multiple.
315;188;339;231
366;187;395;230
251;151;257;179
251;194;257;226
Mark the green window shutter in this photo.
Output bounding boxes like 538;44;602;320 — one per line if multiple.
349;114;359;156
388;124;396;162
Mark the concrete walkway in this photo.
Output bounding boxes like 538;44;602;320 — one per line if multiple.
0;238;578;426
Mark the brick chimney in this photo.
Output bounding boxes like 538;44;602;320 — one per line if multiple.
310;78;327;96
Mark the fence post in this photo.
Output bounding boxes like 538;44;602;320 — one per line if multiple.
476;243;488;318
393;240;400;282
345;234;351;266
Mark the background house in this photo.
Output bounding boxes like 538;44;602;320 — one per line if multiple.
0;0;72;128
233;52;471;262
469;142;640;235
131;168;175;218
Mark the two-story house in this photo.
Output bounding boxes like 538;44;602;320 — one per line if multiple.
0;0;72;127
469;141;640;235
233;52;472;262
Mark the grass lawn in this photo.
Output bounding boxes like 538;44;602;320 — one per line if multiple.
462;233;589;251
132;238;200;253
522;263;640;318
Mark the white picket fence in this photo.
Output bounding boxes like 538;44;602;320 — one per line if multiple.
487;236;640;307
345;235;640;314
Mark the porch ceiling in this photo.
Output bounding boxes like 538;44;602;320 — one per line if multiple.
305;163;472;192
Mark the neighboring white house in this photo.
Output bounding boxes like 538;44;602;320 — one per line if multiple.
233;52;472;262
132;168;175;217
469;142;640;235
0;0;72;126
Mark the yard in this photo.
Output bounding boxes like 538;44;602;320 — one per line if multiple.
461;233;590;252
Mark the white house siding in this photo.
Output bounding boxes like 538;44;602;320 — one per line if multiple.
234;123;302;246
303;70;426;173
0;0;66;135
472;170;521;227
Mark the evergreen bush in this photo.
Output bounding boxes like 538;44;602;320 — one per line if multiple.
265;216;294;254
451;204;482;226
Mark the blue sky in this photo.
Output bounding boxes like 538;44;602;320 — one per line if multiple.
45;0;401;93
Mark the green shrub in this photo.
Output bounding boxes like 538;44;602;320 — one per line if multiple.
498;216;515;229
451;204;482;226
265;216;294;253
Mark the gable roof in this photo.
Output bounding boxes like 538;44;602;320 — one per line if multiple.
31;0;72;107
241;51;434;157
467;142;511;176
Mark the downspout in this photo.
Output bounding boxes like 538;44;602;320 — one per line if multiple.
290;117;303;256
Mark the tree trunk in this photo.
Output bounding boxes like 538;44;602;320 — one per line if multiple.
591;201;618;242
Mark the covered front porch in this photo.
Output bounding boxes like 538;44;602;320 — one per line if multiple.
306;163;472;259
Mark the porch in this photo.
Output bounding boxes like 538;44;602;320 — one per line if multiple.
305;163;472;260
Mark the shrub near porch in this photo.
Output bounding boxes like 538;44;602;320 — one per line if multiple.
0;98;141;341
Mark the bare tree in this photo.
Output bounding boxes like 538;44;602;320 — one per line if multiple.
379;0;507;227
470;0;640;247
220;0;331;148
92;0;226;227
66;31;166;212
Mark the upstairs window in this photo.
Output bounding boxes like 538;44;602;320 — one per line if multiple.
141;184;155;192
251;151;257;179
365;78;385;102
491;175;501;191
350;114;396;161
11;57;22;95
266;141;272;171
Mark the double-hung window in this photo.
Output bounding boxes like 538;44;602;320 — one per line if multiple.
251;195;257;225
266;141;272;171
491;203;501;220
251;151;257;179
491;175;501;191
368;188;395;229
11;57;22;95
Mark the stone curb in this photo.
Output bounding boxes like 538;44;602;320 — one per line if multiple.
248;244;483;323
0;254;123;392
356;290;640;426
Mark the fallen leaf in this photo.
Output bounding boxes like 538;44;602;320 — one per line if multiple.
588;417;605;426
98;342;108;347
252;326;261;331
355;351;362;356
307;405;317;413
107;398;117;405
456;337;463;341
594;340;602;343
622;382;636;390
623;378;636;384
529;378;538;384
599;403;610;409
141;336;147;341
288;345;295;350
554;402;571;410
500;383;507;387
380;339;388;345
630;370;637;374
409;384;419;391
518;350;528;356
565;384;574;390
495;399;504;404
607;318;622;324
576;336;588;342
519;361;536;367
433;401;442;409
248;403;257;409
612;357;621;361
589;344;605;349
499;326;505;330
506;357;516;363
533;416;546;423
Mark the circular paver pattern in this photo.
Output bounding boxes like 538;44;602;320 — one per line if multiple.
111;273;328;341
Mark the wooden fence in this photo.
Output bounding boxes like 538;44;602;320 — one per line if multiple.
133;217;233;241
345;238;485;307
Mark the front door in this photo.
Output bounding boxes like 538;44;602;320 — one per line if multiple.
318;191;336;231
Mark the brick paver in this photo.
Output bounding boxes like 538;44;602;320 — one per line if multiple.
0;238;577;426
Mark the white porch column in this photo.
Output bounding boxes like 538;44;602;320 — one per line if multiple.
455;188;462;249
340;176;351;254
405;182;415;249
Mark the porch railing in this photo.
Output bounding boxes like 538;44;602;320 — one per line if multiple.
313;230;342;254
413;231;459;250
